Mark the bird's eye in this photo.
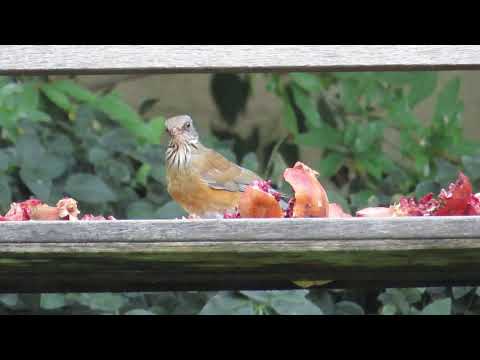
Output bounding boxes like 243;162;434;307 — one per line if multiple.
185;122;191;129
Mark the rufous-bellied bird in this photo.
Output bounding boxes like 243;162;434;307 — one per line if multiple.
165;115;280;218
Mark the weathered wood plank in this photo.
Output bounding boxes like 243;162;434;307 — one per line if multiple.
0;218;480;292
1;45;480;74
2;217;480;242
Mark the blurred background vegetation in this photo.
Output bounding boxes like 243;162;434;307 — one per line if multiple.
1;71;480;315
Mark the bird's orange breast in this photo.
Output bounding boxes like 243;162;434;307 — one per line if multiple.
167;169;241;217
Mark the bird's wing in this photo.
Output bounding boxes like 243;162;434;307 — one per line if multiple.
195;149;261;192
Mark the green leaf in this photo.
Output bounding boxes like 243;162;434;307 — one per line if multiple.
401;288;423;304
51;79;97;103
374;71;413;86
135;163;151;187
289;73;322;93
378;289;411;314
319;153;345;178
150;165;167;185
88;147;110;164
16;135;68;182
41;83;73;112
282;99;299;136
100;128;138;154
0;294;19;308
340;78;363;113
0;76;10;88
240;291;278;304
155;201;186;219
139;98;159;115
434;159;458;186
19;168;52;201
124;309;155;315
241;290;323;315
422;298;452;315
0;83;23;98
295;125;342;150
462;155;480;181
200;293;255;315
306;290;336;315
127;200;156;220
25;110;51;123
241;153;259;173
353;122;384;153
357;156;384;180
74;293;126;313
408;72;438;107
65;174;117;203
94;94;149;141
40;294;66;310
144;116;166;144
291;84;321;128
46;134;74;157
335;301;365;315
0;175;11;209
350;190;375;210
381;304;397;315
0;151;10;172
269;291;323;315
415;181;440;199
434;77;461;124
104;159;131;184
452;287;474;300
17;83;39;113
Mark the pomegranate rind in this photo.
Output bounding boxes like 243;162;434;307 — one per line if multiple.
283;162;329;218
434;173;473;216
356;207;395;218
29;204;61;220
239;186;283;218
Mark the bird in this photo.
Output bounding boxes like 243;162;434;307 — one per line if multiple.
164;115;263;218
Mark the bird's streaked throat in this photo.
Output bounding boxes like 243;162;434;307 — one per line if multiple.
166;135;199;170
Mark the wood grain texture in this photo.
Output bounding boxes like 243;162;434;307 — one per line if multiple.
1;45;480;74
1;217;480;292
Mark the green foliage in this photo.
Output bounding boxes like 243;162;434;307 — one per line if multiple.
0;76;175;218
0;72;478;315
264;71;477;214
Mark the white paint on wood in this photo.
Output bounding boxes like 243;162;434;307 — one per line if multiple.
1;45;480;73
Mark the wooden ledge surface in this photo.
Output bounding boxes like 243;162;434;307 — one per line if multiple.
0;217;479;292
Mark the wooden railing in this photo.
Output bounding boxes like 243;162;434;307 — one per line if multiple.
1;45;480;292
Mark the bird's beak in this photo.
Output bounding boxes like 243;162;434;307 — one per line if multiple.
170;127;182;137
167;128;178;137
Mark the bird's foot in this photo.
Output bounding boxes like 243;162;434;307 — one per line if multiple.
180;214;201;220
182;212;225;220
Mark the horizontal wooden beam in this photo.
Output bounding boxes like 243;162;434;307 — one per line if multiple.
1;45;480;74
1;217;480;292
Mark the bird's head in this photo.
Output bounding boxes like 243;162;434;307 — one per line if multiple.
165;115;199;145
165;115;200;169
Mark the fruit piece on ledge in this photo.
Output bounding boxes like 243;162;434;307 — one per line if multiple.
283;162;329;218
238;181;283;218
356;207;395;218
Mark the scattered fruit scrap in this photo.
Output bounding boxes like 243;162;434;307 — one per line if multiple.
225;162;480;219
0;197;115;222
